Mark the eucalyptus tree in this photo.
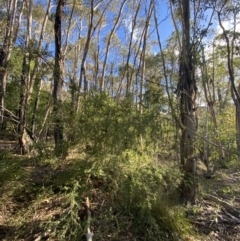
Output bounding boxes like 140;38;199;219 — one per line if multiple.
167;0;231;203
31;0;52;135
137;0;154;112
171;0;198;204
100;0;127;92
53;0;65;154
16;0;55;153
76;0;108;110
123;0;142;94
216;0;240;156
18;0;34;154
200;42;229;168
0;0;24;130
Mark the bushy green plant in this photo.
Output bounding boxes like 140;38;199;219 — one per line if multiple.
81;144;189;241
48;181;85;241
1;92;195;240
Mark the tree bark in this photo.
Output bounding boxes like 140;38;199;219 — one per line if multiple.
30;0;52;135
18;0;33;155
236;85;240;153
0;49;7;130
53;0;65;155
178;0;198;204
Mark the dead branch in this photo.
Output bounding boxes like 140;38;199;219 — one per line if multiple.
221;208;240;223
203;193;240;219
0;105;19;121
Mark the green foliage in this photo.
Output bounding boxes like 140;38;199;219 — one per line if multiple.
8;47;24;77
72;93;143;154
5;78;19;111
1;0;239;240
64;92;171;158
48;181;84;240
0;155;28;184
0;123;191;241
78;144;188;240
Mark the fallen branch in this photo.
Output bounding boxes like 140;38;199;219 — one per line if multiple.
221;208;240;224
0;105;19;121
203;193;240;218
195;219;240;225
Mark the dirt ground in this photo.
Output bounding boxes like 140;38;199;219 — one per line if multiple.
194;168;240;241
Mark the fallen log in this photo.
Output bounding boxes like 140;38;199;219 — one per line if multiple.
202;193;240;219
221;208;240;223
0;140;18;150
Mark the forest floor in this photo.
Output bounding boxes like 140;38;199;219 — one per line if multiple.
194;166;240;241
1;147;240;240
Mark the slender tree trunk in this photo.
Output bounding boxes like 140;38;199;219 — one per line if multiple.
169;0;181;50
100;0;127;92
0;50;7;130
92;26;101;91
38;97;52;141
124;0;142;93
76;0;106;110
53;0;65;155
201;46;226;168
138;0;153;111
31;78;42;134
18;0;33;155
70;42;80;109
30;0;52;135
0;0;22;130
178;0;197;204
236;85;240;153
28;0;51;100
63;0;76;56
218;11;240;158
19;53;30;154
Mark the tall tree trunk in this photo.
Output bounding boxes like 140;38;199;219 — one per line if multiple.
30;0;52;135
19;53;30;154
178;0;197;204
31;78;42;134
53;0;65;155
124;0;142;93
19;0;33;155
0;50;7;130
236;85;240;154
201;46;226;168
100;0;127;92
92;28;100;91
38;97;52;141
76;0;106;110
0;0;23;130
218;10;240;159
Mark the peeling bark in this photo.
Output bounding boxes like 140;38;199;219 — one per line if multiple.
178;0;198;204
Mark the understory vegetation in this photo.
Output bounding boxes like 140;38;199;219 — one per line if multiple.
1;94;191;241
1;93;239;241
1;0;240;240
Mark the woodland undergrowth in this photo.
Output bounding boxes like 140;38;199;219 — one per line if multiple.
0;94;202;241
